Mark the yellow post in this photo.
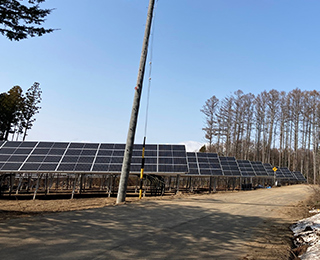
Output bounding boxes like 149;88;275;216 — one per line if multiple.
139;138;146;199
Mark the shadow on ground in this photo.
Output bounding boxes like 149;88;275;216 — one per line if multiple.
0;198;290;260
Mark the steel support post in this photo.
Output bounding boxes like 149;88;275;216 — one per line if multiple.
213;177;217;192
16;173;24;195
176;174;181;194
33;173;43;200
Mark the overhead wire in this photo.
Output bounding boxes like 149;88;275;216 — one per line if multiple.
139;0;159;199
143;0;158;138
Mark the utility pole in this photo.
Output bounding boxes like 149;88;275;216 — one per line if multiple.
117;0;155;204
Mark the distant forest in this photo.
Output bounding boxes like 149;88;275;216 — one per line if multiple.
200;88;320;184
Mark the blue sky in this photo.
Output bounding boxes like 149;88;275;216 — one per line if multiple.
1;0;320;151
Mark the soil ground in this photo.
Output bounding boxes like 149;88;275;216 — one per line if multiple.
0;184;317;259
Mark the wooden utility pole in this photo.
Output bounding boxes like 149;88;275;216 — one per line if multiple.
117;0;155;204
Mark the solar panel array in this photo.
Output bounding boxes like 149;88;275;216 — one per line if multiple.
0;141;188;174
185;152;306;180
0;141;307;181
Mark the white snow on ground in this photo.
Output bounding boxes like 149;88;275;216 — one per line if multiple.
291;213;320;260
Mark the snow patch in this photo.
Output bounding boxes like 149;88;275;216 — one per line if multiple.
291;213;320;260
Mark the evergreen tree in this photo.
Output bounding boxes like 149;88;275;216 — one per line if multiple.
0;0;54;40
0;86;23;140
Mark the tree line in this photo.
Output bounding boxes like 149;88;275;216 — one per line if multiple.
201;88;320;184
0;82;42;141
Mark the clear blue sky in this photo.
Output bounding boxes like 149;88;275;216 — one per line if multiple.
1;0;320;151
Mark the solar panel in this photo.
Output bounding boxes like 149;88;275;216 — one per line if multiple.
186;153;199;175
98;150;112;156
43;156;62;162
14;148;33;154
280;167;295;181
263;163;275;177
114;144;125;149
74;163;92;171
58;164;75;171
2;162;23;170
95;157;111;164
19;141;38;147
0;148;16;154
186;152;223;176
21;163;40;171
219;156;241;176
292;171;307;182
77;156;95;163
38;164;58;171
62;156;79;163
92;164;108;171
69;143;85;149
274;167;285;179
100;143;114;149
52;142;69;148
251;161;268;176
0;155;10;161
7;155;28;162
48;149;66;155
111;150;123;157
83;143;99;149
143;150;155;157
37;142;54;148
65;149;82;156
237;160;256;177
152;144;188;174
159;151;172;157
2;141;22;148
33;148;50;155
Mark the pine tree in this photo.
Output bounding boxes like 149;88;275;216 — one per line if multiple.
0;0;54;40
0;86;23;140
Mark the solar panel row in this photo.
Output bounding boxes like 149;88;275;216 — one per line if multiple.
186;152;306;181
0;141;188;174
0;141;307;182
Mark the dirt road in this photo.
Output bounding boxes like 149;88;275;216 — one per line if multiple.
0;185;312;260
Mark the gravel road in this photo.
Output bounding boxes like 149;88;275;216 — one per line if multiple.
0;185;312;260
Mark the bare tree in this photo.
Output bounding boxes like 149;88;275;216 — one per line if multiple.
266;89;280;163
201;96;219;152
201;88;320;182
